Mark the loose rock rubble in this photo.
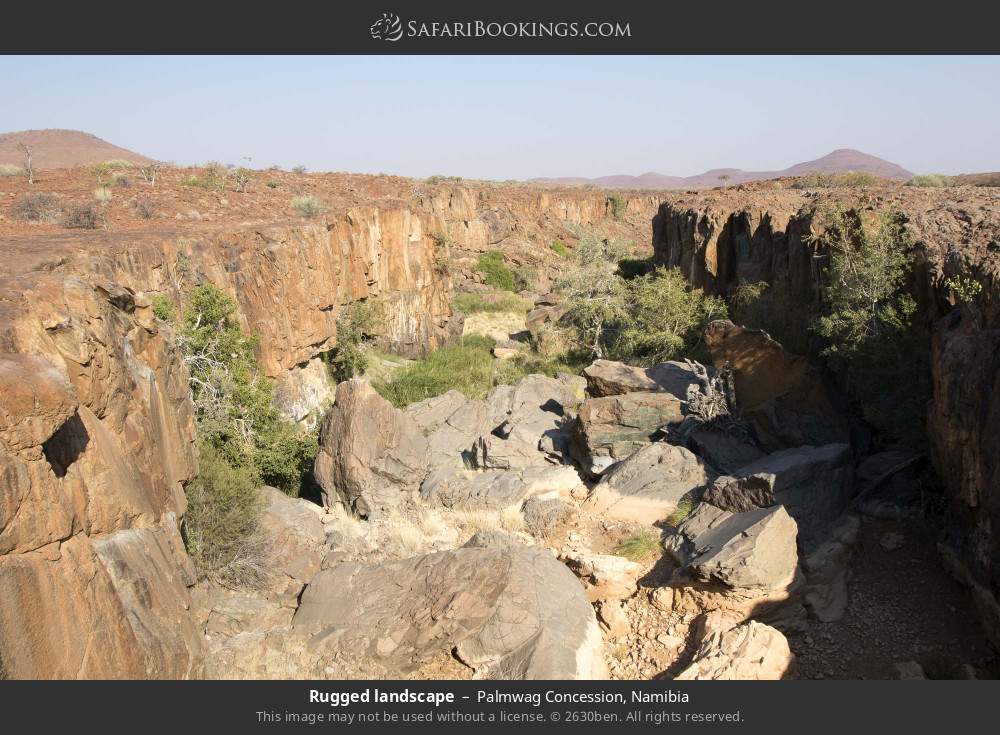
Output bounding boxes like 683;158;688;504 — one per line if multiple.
187;338;1000;682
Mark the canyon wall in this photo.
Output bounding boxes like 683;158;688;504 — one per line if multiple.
0;185;662;678
651;186;1000;646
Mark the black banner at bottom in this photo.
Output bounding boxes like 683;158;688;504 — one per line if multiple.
1;680;995;732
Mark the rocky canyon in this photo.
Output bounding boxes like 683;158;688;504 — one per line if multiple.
0;165;997;681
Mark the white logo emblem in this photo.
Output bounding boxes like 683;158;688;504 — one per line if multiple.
370;13;403;41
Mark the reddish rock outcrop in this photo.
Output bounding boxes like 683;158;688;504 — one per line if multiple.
0;174;665;677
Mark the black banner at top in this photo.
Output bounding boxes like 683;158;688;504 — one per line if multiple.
3;0;1000;54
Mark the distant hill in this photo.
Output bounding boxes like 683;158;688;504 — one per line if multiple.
0;129;153;169
951;172;1000;187
534;149;914;190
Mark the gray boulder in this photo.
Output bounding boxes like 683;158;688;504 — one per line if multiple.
731;443;853;549
405;390;490;471
570;391;686;475
314;379;428;516
292;541;604;679
583;359;700;398
664;503;799;592
257;487;327;602
420;467;526;508
457;533;606;679
584;442;712;524
421;465;584;509
470;374;579;471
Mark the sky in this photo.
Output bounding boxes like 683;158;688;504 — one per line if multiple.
2;56;998;179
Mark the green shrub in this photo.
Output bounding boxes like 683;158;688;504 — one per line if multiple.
103;158;133;169
452;291;533;314
291;195;327;217
945;274;982;304
550;239;569;258
476;251;516;292
374;335;517;407
557;232;726;364
556;233;632;358
94;187;112;204
266;181;280;189
326;300;383;382
906;174;954;188
10;192;60;222
612;267;728;364
185;162;229;191
0;163;24;177
426;175;462;184
292;165;307;174
179;283;317;494
134;197;155;219
665;491;699;527
150;293;175;321
62;203;104;229
183;442;267;587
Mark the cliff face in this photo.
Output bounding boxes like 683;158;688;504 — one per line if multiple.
651;185;1000;645
0;175;663;678
0;277;202;678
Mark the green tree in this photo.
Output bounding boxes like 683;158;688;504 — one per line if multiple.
810;204;929;444
326;300;383;382
179;283;316;494
615;267;728;364
557;232;725;364
557;233;631;358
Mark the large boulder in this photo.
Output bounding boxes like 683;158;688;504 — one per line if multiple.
256;487;327;602
664;503;799;592
405;390;490;471
292;539;604;679
570;392;686;475
729;444;853;549
584;443;712;524
421;464;584;509
674;620;792;680
469;374;581;471
583;359;699;398
456;533;606;679
662;502;804;629
704;320;849;451
313;380;428;516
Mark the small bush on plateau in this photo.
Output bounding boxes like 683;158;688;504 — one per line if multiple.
291;195;326;217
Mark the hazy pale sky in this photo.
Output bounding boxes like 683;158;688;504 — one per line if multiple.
2;55;998;178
